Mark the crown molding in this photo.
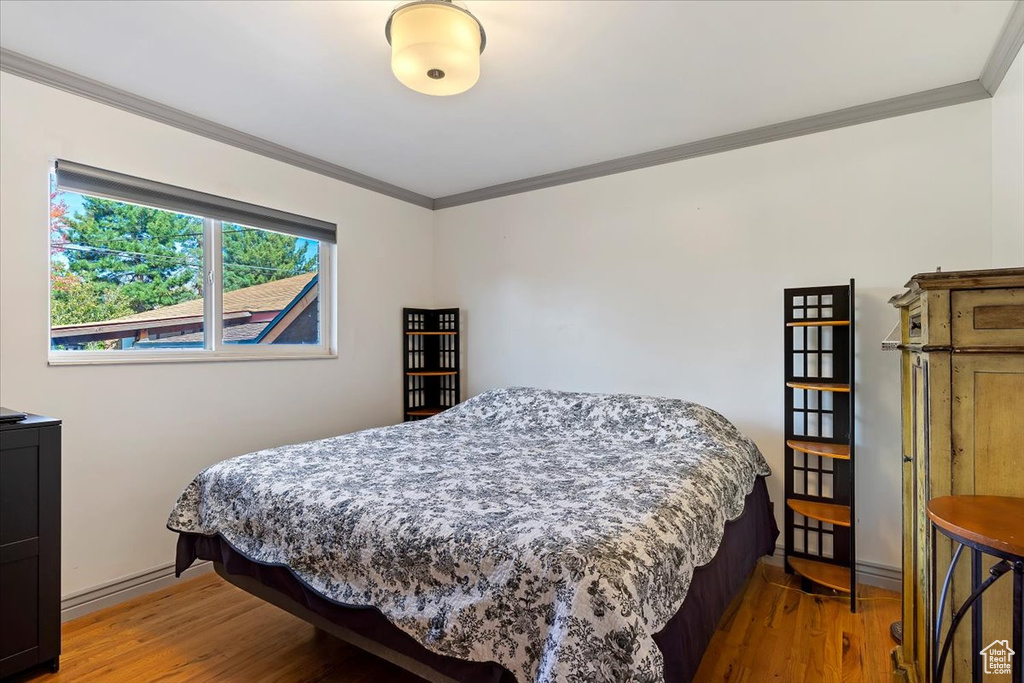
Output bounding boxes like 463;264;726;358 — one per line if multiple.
3;30;1016;213
433;80;990;209
981;0;1024;95
0;48;435;210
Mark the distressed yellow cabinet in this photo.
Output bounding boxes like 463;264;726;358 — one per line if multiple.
890;268;1024;683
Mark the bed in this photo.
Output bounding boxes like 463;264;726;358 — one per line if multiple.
169;387;777;682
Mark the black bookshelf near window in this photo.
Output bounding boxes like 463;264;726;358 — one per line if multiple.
783;281;858;611
1;412;61;677
403;308;461;421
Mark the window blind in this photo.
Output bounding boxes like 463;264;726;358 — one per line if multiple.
54;160;336;244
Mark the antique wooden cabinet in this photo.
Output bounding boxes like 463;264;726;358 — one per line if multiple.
890;268;1024;683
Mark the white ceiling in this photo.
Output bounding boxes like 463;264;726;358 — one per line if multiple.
0;0;1014;199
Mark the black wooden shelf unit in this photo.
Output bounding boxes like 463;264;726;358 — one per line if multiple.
783;281;857;611
403;308;460;421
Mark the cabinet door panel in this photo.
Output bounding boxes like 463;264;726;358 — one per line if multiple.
950;354;1024;682
0;556;39;660
0;447;39;545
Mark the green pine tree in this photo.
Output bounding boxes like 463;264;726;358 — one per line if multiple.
55;196;316;318
60;196;204;313
222;224;316;293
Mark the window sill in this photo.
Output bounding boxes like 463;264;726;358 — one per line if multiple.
48;351;338;366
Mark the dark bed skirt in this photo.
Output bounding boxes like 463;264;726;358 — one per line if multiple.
175;477;778;683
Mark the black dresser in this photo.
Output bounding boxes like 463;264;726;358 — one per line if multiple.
0;413;61;678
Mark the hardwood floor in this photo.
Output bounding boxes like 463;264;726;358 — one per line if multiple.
695;564;900;682
14;563;899;682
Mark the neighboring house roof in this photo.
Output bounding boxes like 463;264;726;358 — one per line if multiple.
106;272;315;324
52;272;315;336
159;321;271;344
145;273;320;345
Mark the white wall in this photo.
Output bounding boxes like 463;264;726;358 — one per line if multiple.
992;48;1024;267
0;73;434;596
433;101;994;571
0;66;1008;598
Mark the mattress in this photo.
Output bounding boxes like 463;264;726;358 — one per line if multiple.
168;387;773;682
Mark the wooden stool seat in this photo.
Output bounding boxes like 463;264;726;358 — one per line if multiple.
927;496;1024;559
927;495;1024;682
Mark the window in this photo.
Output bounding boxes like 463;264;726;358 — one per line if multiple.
220;223;321;346
49;161;334;362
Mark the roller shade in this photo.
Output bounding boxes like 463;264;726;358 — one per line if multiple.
54;160;336;244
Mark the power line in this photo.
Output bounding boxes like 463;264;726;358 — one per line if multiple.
50;227;311;253
51;224;314;243
55;244;315;275
58;244;198;266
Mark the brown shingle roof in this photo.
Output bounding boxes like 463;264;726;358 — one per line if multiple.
54;272;315;330
145;321;271;344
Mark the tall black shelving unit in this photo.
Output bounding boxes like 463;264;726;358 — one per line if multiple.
783;280;857;611
403;308;460;421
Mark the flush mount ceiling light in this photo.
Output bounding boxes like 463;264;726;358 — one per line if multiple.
385;0;486;96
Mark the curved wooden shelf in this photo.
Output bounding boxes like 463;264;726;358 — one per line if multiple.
786;382;850;393
406;407;447;417
405;331;458;336
786;320;851;327
786;439;850;460
787;557;852;593
787;499;851;527
405;371;458;376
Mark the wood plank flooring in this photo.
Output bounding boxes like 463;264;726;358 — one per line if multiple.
14;563;899;682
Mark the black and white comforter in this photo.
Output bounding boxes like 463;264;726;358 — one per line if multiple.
168;387;771;682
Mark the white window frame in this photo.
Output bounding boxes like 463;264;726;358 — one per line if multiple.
48;181;336;366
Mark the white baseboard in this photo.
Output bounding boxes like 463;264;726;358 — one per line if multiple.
764;542;902;593
61;560;212;622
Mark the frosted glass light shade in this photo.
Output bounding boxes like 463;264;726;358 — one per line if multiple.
386;1;485;96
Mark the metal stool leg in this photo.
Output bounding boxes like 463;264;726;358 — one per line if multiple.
935;543;964;650
1014;561;1022;683
935;560;1013;683
973;549;983;683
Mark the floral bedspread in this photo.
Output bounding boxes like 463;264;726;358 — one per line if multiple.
168;387;770;682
